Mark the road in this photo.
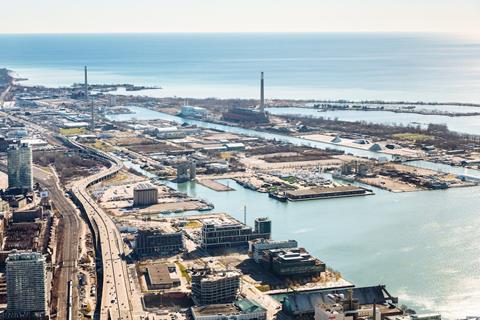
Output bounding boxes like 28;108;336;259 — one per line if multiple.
1;110;142;318
33;166;81;320
0;163;81;319
69;143;142;319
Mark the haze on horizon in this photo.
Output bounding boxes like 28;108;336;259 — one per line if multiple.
2;0;480;37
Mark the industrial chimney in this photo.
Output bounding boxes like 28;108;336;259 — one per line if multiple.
260;72;265;113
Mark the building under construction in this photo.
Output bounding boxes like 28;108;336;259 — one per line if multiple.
135;228;184;258
191;268;241;305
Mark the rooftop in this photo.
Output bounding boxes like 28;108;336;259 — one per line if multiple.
6;251;44;262
146;264;177;286
286;185;365;197
192;299;266;316
134;183;157;191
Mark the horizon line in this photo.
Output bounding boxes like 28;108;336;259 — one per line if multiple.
0;30;460;35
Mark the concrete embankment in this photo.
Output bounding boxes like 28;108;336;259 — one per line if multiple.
196;179;234;191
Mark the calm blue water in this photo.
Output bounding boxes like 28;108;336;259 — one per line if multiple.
3;33;480;317
267;107;480;135
1;33;480;102
108;107;480;318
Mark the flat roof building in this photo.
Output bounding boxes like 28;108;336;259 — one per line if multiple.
282;285;399;318
249;239;298;263
191;268;241;305
6;252;47;317
181;105;207;118
285;186;369;201
133;183;158;207
145;264;181;290
201;216;271;250
261;247;325;278
135;229;184;257
7;143;33;192
191;299;267;320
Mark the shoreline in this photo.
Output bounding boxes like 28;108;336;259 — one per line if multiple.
8;67;480;107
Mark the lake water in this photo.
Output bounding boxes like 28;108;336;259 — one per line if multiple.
267;107;480;135
1;33;480;102
108;107;480;318
175;179;480;319
3;33;480;317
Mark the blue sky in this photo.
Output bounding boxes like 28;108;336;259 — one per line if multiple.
2;0;479;35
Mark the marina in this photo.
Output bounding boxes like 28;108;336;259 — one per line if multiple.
107;107;480;318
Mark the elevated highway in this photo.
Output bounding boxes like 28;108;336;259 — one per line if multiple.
69;141;139;319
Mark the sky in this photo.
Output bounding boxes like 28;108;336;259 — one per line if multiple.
2;0;480;35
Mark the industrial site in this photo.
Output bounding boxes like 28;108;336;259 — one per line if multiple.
0;65;473;320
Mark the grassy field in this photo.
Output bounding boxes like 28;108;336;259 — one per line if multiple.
184;220;202;229
255;284;271;292
59;127;86;135
392;133;434;141
176;261;191;283
91;140;114;152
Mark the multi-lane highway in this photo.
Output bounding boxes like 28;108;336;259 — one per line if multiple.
69;144;138;319
2;110;142;319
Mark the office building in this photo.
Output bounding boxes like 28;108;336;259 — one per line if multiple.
6;252;47;316
191;299;267;320
254;217;271;235
144;264;181;290
133;183;158;207
201;216;271;250
249;239;298;263
191;268;241;305
7;143;33;192
135;229;184;257
261;247;325;277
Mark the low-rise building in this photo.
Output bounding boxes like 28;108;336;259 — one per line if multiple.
249;239;298;263
201;216;271;250
144;264;181;290
261;247;325;277
181;105;207;118
282;285;400;318
191;299;267;320
135;229;184;257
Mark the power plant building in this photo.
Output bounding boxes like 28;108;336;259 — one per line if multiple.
135;229;184;257
133;183;158;207
191;268;241;305
221;72;269;124
7;143;33;192
5;252;47;317
201;216;271;249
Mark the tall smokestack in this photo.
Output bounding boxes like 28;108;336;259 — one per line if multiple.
260;72;265;113
84;66;95;131
84;66;88;101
